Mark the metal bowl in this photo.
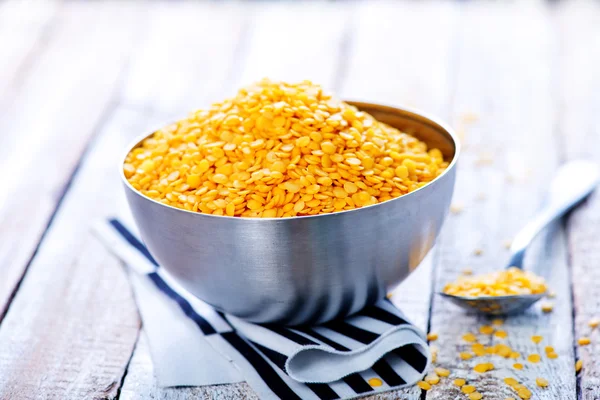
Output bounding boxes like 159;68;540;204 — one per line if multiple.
122;102;459;325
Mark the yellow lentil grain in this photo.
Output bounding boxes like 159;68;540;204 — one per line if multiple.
473;363;494;373
509;352;521;359
430;345;438;364
469;392;483;400
417;381;431;390
506;398;516;400
531;335;543;344
479;325;494;335
547;352;558;359
434;367;450;377
450;203;463;214
462;268;473;275
578;337;591;346
504;377;518;387
536;377;548;388
424;373;440;385
459;352;473;360
462;385;476;394
474;248;484;256
462;333;478;343
124;80;446;217
517;388;532;399
589;318;600;328
576;360;583;373
541;302;553;313
427;333;438;341
494;330;508;339
513;363;524;370
492;319;504;326
368;378;383;387
527;354;541;363
344;181;358;194
453;378;466;387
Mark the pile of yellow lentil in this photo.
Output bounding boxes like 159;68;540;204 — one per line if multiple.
124;79;448;217
442;267;547;297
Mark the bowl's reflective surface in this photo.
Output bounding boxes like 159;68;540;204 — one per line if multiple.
123;102;459;325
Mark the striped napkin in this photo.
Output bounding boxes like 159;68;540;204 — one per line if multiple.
93;218;430;400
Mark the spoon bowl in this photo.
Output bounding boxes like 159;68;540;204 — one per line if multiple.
439;292;545;315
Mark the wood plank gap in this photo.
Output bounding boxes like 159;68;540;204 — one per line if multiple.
115;327;142;400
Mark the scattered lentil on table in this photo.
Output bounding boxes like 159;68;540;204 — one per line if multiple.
124;79;448;217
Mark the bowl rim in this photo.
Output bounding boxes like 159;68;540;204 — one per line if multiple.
120;101;460;221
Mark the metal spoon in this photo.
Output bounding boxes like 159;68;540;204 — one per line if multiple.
439;160;600;315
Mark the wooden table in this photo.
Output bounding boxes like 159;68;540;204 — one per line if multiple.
1;0;599;399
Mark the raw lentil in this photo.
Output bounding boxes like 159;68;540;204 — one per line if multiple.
368;378;383;387
578;337;591;346
125;80;447;217
462;385;477;394
442;267;547;297
453;378;466;387
535;377;548;388
527;354;541;363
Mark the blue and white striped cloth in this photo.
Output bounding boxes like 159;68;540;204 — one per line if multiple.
94;218;430;400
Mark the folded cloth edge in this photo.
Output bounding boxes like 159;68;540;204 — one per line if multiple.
285;326;430;384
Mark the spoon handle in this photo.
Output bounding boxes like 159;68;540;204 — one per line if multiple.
507;160;600;269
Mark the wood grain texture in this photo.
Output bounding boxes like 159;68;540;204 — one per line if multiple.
0;0;59;105
0;3;145;399
558;1;600;398
426;3;576;399
0;2;143;322
0;107;156;399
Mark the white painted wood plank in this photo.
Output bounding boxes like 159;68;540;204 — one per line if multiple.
426;3;575;399
237;2;350;88
0;2;143;321
120;2;249;119
0;106;158;399
0;0;59;105
558;1;600;398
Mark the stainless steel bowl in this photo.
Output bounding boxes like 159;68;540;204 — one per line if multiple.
122;102;459;325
